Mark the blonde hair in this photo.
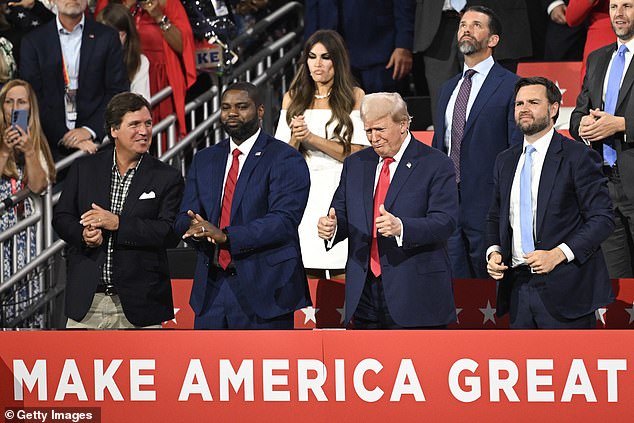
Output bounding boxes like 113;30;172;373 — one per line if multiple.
360;92;412;125
0;80;56;182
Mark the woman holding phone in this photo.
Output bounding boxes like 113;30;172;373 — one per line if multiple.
0;79;55;320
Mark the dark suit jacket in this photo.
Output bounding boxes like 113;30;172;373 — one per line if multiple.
413;0;444;53
304;0;415;70
433;61;522;228
52;147;184;326
20;18;129;159
174;132;311;320
330;136;458;327
486;131;614;319
570;42;634;204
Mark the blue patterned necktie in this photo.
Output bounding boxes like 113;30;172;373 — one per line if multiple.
603;44;628;166
450;69;476;183
520;145;536;254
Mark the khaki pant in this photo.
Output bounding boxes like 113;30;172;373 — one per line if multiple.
66;293;162;329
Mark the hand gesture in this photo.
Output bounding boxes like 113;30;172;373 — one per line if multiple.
375;204;401;237
317;207;337;240
183;210;227;244
487;251;507;280
80;203;119;231
82;225;103;248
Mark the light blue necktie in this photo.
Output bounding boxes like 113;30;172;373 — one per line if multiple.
603;44;628;166
451;0;466;12
520;145;536;254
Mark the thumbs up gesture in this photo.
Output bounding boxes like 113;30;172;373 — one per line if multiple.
318;207;337;240
376;204;401;237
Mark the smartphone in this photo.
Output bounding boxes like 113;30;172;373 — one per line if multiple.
11;109;29;133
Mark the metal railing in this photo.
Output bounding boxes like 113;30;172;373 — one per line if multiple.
0;1;304;328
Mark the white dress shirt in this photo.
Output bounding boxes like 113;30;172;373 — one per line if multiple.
443;55;495;152
222;128;260;202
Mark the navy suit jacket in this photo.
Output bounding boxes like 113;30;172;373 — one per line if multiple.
52;147;184;326
433;62;522;227
20;18;129;159
304;0;415;70
570;42;634;204
174;132;311;320
330;137;458;327
486;131;615;319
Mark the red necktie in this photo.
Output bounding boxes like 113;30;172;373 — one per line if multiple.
370;157;394;277
218;148;241;269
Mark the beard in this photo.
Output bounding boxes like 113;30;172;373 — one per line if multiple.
613;21;634;41
516;114;550;136
458;36;487;56
221;115;260;142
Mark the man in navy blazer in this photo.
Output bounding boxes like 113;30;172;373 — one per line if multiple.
20;0;128;160
174;82;311;329
318;92;458;329
432;5;522;279
487;77;614;329
53;93;184;328
304;0;415;93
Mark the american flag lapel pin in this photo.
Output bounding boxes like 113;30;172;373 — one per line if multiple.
406;162;412;168
255;151;262;156
89;34;95;39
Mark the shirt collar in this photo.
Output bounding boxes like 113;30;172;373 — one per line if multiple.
462;55;495;79
112;147;144;173
230;128;260;157
616;37;634;54
523;127;554;155
57;15;85;35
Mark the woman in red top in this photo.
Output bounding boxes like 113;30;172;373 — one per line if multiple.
96;0;196;137
566;0;612;82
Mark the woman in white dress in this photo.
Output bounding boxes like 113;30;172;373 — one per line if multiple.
97;3;151;101
275;29;368;279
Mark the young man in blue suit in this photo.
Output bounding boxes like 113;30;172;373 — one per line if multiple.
318;92;458;329
432;5;522;279
486;77;615;329
175;82;311;329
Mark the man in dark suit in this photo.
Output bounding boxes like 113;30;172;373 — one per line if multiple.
53;92;184;328
20;0;128;160
432;5;522;279
318;92;458;329
174;82;311;330
487;77;614;329
570;0;634;278
304;0;415;93
542;0;586;61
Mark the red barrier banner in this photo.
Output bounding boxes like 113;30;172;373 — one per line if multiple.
165;279;634;330
1;330;633;422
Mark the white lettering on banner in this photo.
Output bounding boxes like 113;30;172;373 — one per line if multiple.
13;359;47;400
55;359;88;400
262;359;290;401
527;359;554;402
449;359;481;402
95;359;124;401
219;359;254;401
179;359;212;401
9;357;630;403
354;359;384;402
297;359;328;401
597;359;627;402
130;360;156;401
489;359;520;402
390;359;425;401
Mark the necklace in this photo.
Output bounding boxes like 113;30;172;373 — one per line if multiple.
314;91;331;99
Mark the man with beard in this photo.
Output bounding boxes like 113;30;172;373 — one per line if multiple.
570;0;634;278
174;82;311;329
432;5;522;279
486;77;614;329
20;0;128;161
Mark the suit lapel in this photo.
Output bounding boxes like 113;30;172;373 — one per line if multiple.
92;150;114;210
536;133;563;237
363;153;379;234
384;139;419;210
434;75;461;152
464;64;503;136
500;145;523;235
618;45;634;111
230;133;267;220
207;142;229;225
593;45;615;108
78;21;96;94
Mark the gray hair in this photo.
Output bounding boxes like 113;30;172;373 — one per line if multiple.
360;92;412;124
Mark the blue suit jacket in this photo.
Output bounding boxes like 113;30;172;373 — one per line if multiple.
20;18;129;158
432;62;522;227
330;137;458;327
486;131;615;319
174;132;311;320
304;0;415;70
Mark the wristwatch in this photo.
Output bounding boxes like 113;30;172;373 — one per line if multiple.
158;15;172;32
